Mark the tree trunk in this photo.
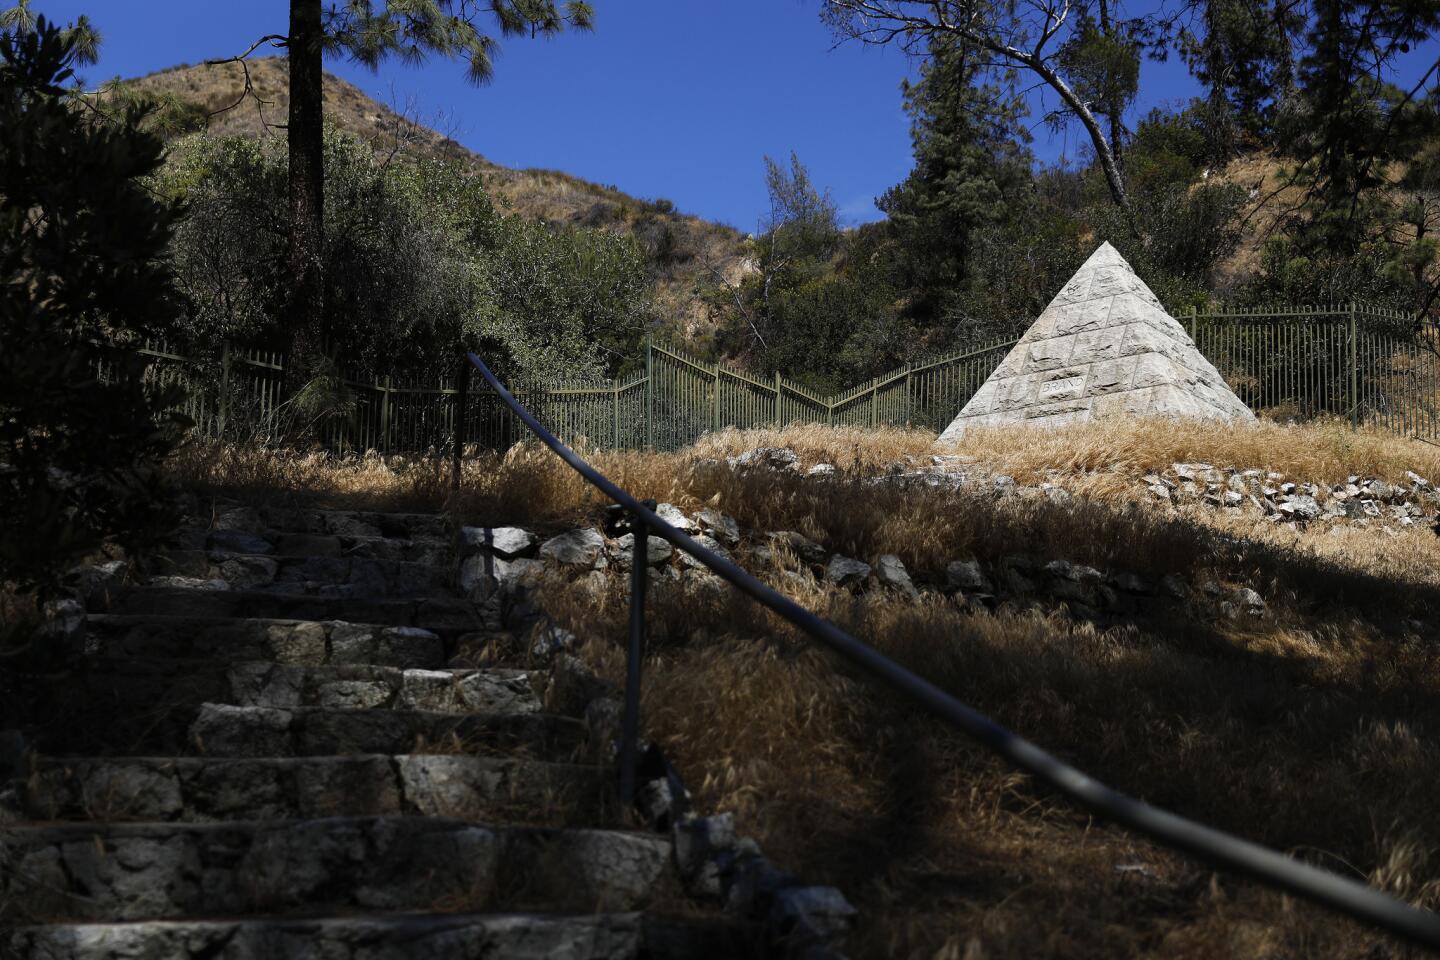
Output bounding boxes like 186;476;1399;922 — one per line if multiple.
1097;0;1124;169
286;0;325;380
963;29;1136;231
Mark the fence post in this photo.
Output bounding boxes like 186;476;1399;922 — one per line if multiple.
644;337;654;449
1349;303;1359;429
452;359;469;491
613;380;621;449
774;370;782;426
712;364;721;433
218;341;232;440
870;378;877;428
904;363;913;427
1187;304;1198;342
380;375;392;455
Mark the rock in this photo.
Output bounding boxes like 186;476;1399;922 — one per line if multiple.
1160;574;1188;599
1172;463;1217;482
654;503;694;531
1110;571;1152;594
1233;587;1266;616
1278;495;1321;521
530;622;578;660
873;555;918;598
215;556;278;589
39;597;85;653
806;463;836;478
207;530;274;555
1280;482;1296;495
212;506;263;532
539;528;606;568
148;576;231;591
460;556;544;601
992;475;1018;497
695;509;740;546
730;447;800;471
1406;470;1430;489
770;885;858;946
1041;483;1073;505
65;559;129;609
946;560;992;593
768;531;828;566
613;533;674;568
678;534;729;571
1147;483;1172;502
825;555;871;587
1044;560;1102;583
673;813;735;879
1223;490;1245;507
459;526;535;559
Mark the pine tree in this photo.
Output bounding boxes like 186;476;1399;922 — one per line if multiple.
879;39;1032;324
1180;0;1303;160
212;1;596;382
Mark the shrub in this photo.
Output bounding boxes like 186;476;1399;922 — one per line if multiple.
0;19;187;598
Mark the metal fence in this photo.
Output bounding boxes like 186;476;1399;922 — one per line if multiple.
143;304;1440;452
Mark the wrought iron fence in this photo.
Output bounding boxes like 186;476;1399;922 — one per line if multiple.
138;304;1440;453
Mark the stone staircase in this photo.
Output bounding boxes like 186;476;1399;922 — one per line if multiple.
1;502;754;959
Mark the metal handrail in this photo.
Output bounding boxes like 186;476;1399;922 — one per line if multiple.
465;350;1440;953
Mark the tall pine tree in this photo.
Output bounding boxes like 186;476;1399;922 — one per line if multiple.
879;39;1033;327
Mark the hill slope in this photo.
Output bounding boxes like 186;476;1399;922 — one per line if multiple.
126;57;751;342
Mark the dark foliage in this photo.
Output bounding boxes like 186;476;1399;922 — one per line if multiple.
0;18;187;597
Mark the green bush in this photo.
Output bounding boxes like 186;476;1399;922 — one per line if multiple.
158;129;653;385
0;19;187;597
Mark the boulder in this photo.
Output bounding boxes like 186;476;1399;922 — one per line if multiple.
678;534;729;570
654;503;694;531
459;526;535;559
1278;495;1322;521
946;560;992;593
1233;587;1266;616
539;528;606;568
874;555;918;598
806;463;836;478
612;533;674;568
730;447;800;471
767;531;828;566
695;509;740;546
826;556;871;587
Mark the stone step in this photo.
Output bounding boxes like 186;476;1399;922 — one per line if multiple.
146;550;456;599
24;754;610;825
0;817;672;923
6;913;755;960
107;588;481;634
187;704;584;760
168;525;452;566
248;505;454;540
38;658;541;755
84;615;451;667
86;658;538;713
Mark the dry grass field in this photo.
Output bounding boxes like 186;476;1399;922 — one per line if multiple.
168;418;1440;958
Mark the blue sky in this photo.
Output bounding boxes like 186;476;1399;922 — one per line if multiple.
25;2;1440;230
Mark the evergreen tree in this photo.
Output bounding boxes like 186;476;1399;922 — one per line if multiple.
1180;0;1303;160
0;17;187;598
879;39;1033;329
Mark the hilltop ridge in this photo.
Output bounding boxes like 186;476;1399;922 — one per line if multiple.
125;56;751;342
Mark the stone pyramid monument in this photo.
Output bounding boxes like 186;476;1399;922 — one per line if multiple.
938;242;1254;441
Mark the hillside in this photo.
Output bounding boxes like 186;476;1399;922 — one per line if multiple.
124;57;751;343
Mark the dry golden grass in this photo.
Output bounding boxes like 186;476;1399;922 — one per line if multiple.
167;419;1440;957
